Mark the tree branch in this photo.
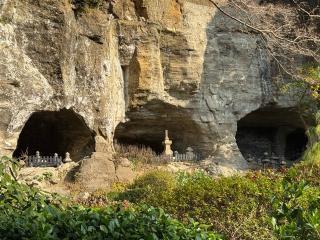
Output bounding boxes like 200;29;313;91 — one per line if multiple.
208;0;263;34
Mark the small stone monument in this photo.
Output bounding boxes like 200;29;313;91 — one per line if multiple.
262;152;270;168
280;160;287;167
64;152;72;163
36;151;40;161
54;153;58;161
186;147;195;160
162;130;173;156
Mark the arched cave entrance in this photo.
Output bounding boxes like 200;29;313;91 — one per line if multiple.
13;109;95;161
114;100;202;155
236;107;308;164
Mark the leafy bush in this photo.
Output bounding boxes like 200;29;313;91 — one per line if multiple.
2;153;320;240
119;170;176;203
0;157;222;239
304;111;320;164
272;180;320;239
285;162;320;187
271;162;320;239
115;170;282;240
303;141;320;164
1;204;222;240
114;162;320;240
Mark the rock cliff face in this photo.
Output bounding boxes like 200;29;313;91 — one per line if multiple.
0;0;310;170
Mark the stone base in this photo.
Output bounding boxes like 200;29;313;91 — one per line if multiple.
76;152;135;192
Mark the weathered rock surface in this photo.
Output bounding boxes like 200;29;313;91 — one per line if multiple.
0;0;311;177
76;152;134;191
18;161;79;194
0;0;125;157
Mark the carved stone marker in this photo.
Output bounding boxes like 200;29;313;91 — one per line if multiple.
162;130;173;156
186;147;195;159
280;160;287;167
64;152;72;163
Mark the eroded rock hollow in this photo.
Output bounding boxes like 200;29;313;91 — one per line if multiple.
114;100;202;155
13;109;95;161
236;107;308;165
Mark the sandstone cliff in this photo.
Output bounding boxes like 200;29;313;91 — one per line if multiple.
0;0;310;170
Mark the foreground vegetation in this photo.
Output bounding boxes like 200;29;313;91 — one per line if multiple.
1;153;320;240
109;163;320;240
0;156;221;240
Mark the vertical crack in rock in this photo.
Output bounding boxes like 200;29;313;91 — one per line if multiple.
257;47;274;105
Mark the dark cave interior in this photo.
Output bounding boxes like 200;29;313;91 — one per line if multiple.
114;101;202;155
13;109;95;161
236;107;308;162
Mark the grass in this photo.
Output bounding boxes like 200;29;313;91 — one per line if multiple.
114;142;170;167
303;142;320;164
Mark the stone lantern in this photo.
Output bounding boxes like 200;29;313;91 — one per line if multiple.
64;152;72;163
162;130;173;156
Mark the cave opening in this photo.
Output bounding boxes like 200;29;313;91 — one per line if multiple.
114;100;202;155
114;120;199;155
13;109;95;161
236;107;308;164
114;129;165;154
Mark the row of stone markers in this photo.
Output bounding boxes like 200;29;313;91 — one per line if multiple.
26;151;72;167
173;148;202;162
246;152;289;169
162;130;201;162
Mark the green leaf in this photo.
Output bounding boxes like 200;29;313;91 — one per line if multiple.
100;225;108;233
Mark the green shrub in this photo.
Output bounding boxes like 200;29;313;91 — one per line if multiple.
0;204;222;240
172;172;280;240
115;163;320;240
271;180;320;239
115;170;281;240
271;162;320;239
304;112;320;164
303;141;320;164
0;157;221;240
285;162;320;187
114;170;176;208
3;153;319;240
